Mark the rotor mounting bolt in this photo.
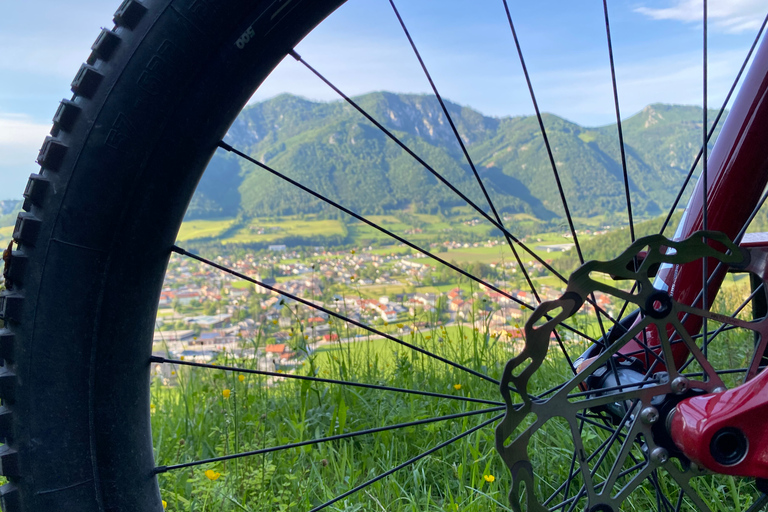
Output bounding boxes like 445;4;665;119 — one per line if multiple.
650;447;669;465
671;376;689;394
640;406;659;425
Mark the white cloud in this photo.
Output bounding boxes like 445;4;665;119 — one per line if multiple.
636;0;766;33
0;114;50;148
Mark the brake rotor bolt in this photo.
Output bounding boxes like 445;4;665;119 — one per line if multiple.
650;447;669;465
671;376;689;394
640;406;659;425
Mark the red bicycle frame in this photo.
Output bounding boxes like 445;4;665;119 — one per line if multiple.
619;34;768;478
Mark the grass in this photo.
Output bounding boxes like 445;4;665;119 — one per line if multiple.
149;276;763;512
175;216;346;245
224;218;345;244
177;218;237;242
152;325;511;512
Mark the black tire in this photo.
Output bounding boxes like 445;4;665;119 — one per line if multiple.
0;1;345;510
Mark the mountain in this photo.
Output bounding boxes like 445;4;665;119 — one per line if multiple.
0;96;718;229
185;93;720;221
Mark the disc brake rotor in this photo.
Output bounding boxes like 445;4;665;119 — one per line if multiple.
494;231;750;512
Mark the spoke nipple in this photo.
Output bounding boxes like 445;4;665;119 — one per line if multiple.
288;49;301;61
650;447;669;465
640;406;659;425
671;376;689;394
217;140;234;152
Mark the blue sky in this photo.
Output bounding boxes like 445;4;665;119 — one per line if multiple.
1;0;765;200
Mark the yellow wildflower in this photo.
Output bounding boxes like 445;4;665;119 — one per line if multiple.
425;335;431;339
351;249;356;254
162;500;167;509
222;389;231;399
205;469;221;481
483;474;495;483
397;323;404;328
272;320;278;325
180;355;185;361
238;374;245;382
453;384;462;391
150;404;157;414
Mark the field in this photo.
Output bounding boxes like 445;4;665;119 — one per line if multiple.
173;211;605;268
176;218;236;242
176;216;347;245
150;296;762;512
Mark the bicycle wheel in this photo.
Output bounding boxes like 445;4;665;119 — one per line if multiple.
1;0;767;511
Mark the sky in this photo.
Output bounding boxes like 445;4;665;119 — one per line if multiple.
0;0;766;200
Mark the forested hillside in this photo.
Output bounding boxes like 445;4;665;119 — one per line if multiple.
188;93;720;222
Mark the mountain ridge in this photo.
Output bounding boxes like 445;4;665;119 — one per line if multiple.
187;93;719;222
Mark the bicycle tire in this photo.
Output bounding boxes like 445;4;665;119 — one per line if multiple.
0;0;346;510
2;1;768;511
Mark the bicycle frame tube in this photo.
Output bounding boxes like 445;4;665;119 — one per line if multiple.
626;34;768;479
619;33;768;369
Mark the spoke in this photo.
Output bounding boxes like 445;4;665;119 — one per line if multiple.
648;469;677;512
501;0;584;264
601;403;643;494
150;355;503;406
551;461;647;511
666;465;713;512
571;385;665;412
287;50;621;336
542;426;612;508
745;493;768;512
676;282;763;375
682;367;748;379
219;141;531;317
574;413;620;435
567;378;661;400
676;302;755;331
173;245;501;385
659;11;768;235
588;400;638;483
387;0;543;306
670;317;725;388
287;49;566;288
154;406;503;474
544;420;626;506
702;0;709;364
602;0;634;242
612;461;654;505
561;419;584;507
681;283;759;373
674;489;685;512
308;414;502;512
500;0;619;352
218;141;603;347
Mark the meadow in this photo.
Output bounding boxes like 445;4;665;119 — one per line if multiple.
150;282;763;511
